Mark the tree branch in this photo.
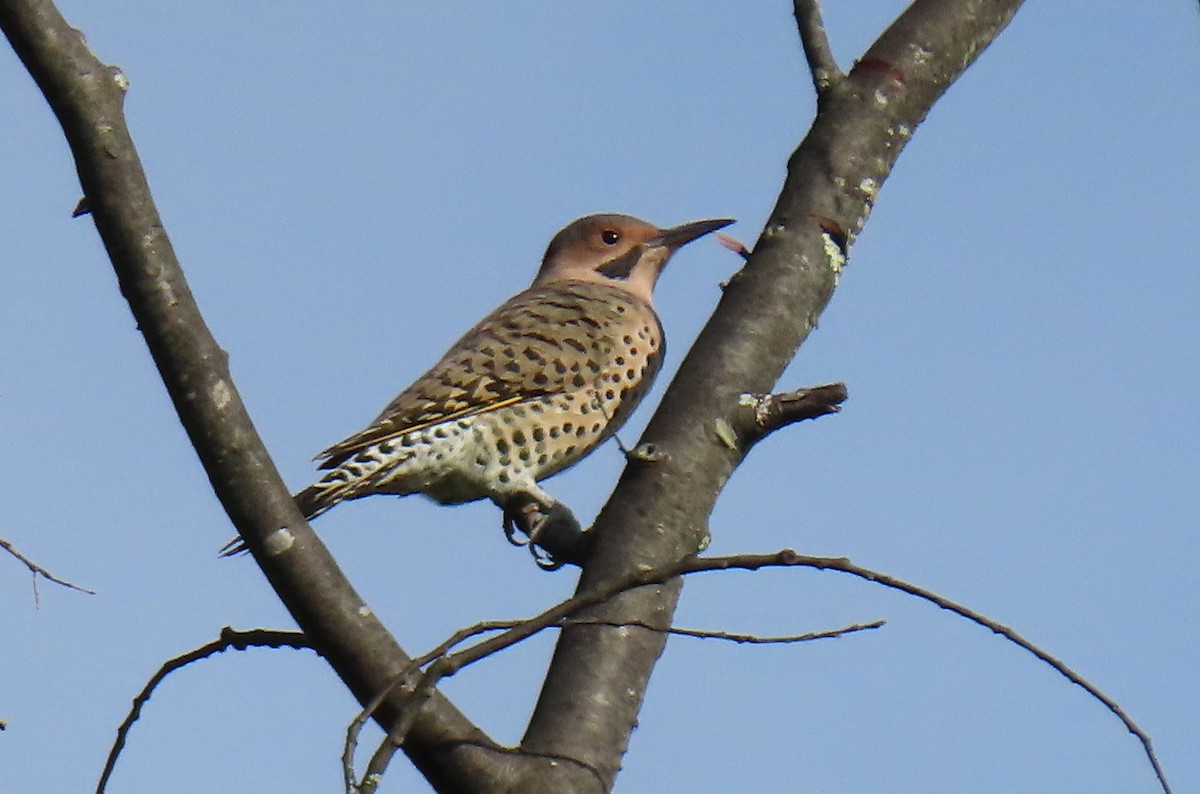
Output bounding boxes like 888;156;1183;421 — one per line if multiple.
680;550;1173;794
1;535;95;602
793;0;841;93
520;2;1028;790
731;382;848;449
357;738;400;794
562;617;884;645
97;627;312;794
0;2;509;790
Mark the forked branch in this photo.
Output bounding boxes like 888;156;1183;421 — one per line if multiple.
1;536;95;602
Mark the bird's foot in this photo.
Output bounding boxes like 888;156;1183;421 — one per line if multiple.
502;497;542;547
500;494;592;570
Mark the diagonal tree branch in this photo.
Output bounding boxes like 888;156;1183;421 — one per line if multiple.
0;3;512;790
519;2;1027;790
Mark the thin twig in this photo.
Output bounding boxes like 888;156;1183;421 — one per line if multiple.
425;615;884;661
1;536;96;603
342;666;419;794
680;550;1172;794
97;628;312;794
793;0;841;93
420;616;884;648
562;617;884;645
357;738;399;794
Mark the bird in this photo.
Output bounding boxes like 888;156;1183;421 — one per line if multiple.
223;213;733;559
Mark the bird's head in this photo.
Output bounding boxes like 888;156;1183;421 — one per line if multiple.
534;213;734;306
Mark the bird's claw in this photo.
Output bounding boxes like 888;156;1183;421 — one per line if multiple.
500;495;589;569
502;496;547;547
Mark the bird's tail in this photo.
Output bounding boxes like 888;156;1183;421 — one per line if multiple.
217;484;337;557
293;483;336;522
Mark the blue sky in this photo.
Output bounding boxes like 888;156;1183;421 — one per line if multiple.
2;2;1197;792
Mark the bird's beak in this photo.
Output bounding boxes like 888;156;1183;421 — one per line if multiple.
652;218;736;251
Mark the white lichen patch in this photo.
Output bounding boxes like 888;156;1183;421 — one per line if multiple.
210;378;233;410
264;527;295;555
858;177;879;202
110;67;130;92
357;605;372;618
629;442;666;463
873;88;889;107
822;232;847;277
713;418;738;451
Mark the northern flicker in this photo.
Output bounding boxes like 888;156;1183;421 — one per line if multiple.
225;213;733;559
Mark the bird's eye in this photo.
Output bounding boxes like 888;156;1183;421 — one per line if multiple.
600;230;620;246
